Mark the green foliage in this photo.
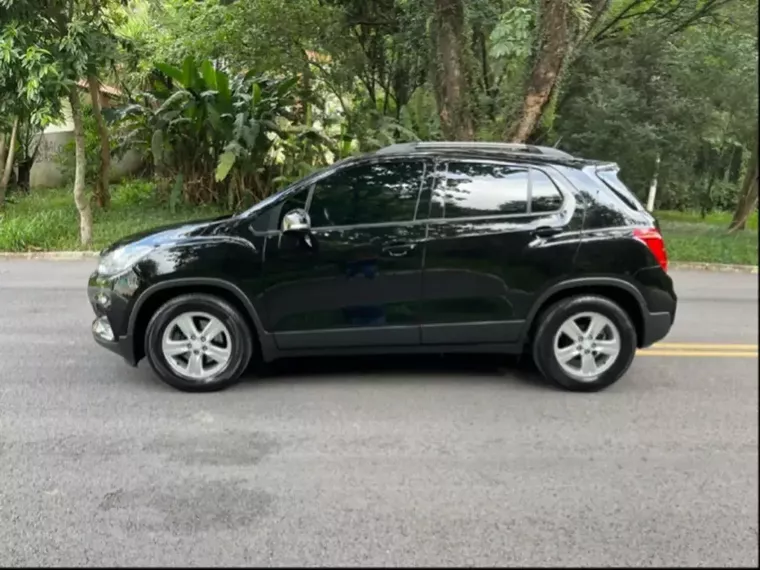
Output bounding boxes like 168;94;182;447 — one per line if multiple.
657;209;758;231
3;0;759;230
56;102;117;186
0;182;228;251
111;179;155;207
0;209;75;251
555;1;758;211
112;56;301;206
114;0;341;89
489;5;534;61
399;88;441;141
0;0;120;118
660;218;759;266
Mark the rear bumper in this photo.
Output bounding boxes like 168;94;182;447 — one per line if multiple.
632;266;677;348
640;308;675;348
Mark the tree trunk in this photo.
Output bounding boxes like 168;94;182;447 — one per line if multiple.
506;0;572;143
16;158;34;192
0;117;19;205
0;133;6;182
729;133;758;232
88;74;111;209
646;153;661;213
69;87;93;247
432;0;475;141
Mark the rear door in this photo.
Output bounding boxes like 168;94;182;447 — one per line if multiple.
419;158;580;345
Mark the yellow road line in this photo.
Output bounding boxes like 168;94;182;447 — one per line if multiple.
651;342;758;350
637;350;757;358
636;341;758;358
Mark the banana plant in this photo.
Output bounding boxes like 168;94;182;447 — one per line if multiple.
112;56;299;205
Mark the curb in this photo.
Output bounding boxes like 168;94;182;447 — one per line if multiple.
0;251;99;260
669;262;758;274
0;251;757;273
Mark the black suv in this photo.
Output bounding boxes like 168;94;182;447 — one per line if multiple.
88;142;677;392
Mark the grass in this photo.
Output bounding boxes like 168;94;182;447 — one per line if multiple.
657;211;758;266
0;182;228;252
0;182;757;265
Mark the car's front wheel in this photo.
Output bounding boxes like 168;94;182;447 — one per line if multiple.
531;295;637;392
144;294;253;392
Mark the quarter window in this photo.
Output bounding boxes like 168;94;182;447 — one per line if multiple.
433;162;529;219
308;160;426;228
530;169;564;213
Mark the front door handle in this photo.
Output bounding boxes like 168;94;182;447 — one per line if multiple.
383;243;416;257
533;226;562;238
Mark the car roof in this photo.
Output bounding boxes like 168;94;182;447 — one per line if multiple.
371;141;604;168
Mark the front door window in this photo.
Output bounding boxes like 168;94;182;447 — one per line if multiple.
309;160;426;227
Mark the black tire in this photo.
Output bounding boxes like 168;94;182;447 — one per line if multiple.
144;293;254;392
531;295;637;392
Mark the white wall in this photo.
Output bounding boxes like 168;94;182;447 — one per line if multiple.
31;96;144;188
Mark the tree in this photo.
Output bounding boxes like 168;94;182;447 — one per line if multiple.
48;0;756;223
69;88;93;245
506;0;609;143
0;133;6;182
549;0;756;213
0;0;119;245
729;125;758;232
431;0;475;140
88;75;112;209
14;115;46;192
0;118;19;201
506;0;572;143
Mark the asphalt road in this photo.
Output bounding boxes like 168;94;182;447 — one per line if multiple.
0;261;757;567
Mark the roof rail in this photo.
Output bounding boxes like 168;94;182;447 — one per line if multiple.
374;142;418;155
375;141;574;159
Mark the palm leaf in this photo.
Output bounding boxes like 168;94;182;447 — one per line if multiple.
154;62;184;85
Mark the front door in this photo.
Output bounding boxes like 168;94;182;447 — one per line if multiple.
260;158;433;350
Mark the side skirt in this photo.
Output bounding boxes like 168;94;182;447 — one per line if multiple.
259;340;526;362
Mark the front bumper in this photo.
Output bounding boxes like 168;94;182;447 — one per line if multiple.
91;321;138;366
88;270;140;366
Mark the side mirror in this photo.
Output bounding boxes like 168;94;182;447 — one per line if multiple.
281;208;311;233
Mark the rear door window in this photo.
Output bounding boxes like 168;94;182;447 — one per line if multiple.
432;162;529;219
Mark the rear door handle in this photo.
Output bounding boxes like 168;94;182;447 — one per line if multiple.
533;226;562;238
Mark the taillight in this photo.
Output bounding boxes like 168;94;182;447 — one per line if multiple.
633;227;668;272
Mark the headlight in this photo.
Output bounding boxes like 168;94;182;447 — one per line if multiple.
97;244;155;275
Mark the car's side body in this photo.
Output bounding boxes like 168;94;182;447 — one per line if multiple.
88;145;677;371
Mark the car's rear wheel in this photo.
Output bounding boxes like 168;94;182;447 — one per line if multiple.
144;294;253;392
531;295;637;392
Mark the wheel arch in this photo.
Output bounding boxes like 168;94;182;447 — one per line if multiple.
127;278;266;364
521;277;647;348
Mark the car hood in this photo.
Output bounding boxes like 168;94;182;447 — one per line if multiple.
100;214;235;255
